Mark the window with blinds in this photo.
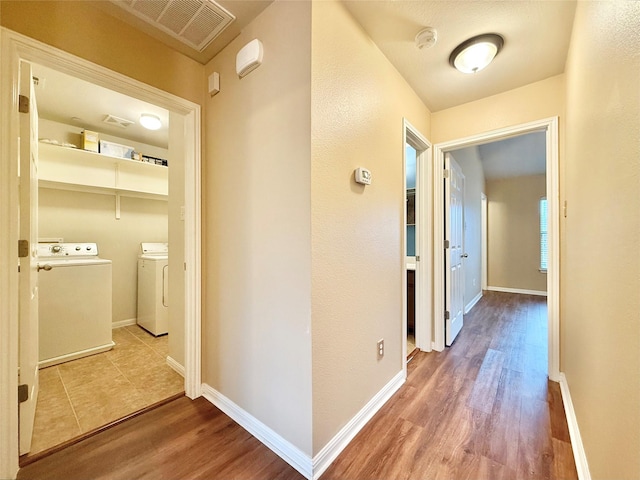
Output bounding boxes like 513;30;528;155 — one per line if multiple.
540;197;548;272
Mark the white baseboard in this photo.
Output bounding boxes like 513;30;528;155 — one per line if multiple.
487;286;548;297
201;370;405;480
464;291;483;314
166;356;184;377
312;370;405;479
559;373;591;480
201;384;313;479
112;318;137;328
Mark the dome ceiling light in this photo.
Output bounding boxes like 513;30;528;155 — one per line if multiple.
449;33;504;74
139;113;162;131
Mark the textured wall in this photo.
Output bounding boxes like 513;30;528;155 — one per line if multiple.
311;0;431;454
203;0;313;455
563;2;640;478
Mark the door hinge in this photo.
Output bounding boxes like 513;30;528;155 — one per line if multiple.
444;311;450;320
18;95;29;114
444;240;450;249
416;255;420;262
18;384;29;403
18;239;29;258
443;169;450;179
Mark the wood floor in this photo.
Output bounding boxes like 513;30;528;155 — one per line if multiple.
17;291;577;480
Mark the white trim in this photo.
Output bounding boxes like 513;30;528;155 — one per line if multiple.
486;286;548;297
312;371;405;479
0;28;202;477
39;342;115;369
166;356;185;378
432;117;560;382
111;318;137;329
559;373;592;480
201;384;313;479
464;291;483;314
481;193;488;290
403;119;432;360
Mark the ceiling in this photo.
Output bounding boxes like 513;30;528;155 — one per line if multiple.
342;0;576;112
453;131;547;181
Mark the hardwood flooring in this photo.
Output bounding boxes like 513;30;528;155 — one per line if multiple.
17;291;577;480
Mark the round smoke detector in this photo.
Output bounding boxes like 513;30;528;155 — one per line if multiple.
415;27;438;50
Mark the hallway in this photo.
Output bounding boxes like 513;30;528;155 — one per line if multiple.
17;292;576;480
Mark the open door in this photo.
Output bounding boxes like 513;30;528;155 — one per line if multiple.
444;153;465;346
18;60;40;455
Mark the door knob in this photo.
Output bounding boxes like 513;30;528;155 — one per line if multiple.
37;263;52;272
461;253;468;258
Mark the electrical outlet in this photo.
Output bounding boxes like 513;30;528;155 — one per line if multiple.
377;339;384;358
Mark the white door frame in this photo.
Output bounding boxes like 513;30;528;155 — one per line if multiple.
432;117;560;381
402;119;432;370
0;28;202;478
481;193;488;291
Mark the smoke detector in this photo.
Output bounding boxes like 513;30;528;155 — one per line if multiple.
415;27;438;50
111;0;235;52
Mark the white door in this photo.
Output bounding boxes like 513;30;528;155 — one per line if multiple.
18;61;40;455
445;153;465;346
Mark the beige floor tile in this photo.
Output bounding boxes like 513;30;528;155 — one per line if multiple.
57;353;121;390
65;374;148;432
111;327;140;346
30;370;81;454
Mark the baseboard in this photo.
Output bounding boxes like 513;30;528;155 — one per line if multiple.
558;373;591;480
166;356;184;378
464;291;483;314
312;370;405;479
112;318;137;329
486;286;547;297
201;384;313;479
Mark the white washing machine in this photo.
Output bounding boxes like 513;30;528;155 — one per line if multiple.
137;242;168;336
37;242;114;368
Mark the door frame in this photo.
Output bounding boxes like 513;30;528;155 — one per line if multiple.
481;193;488;291
0;28;202;477
432;117;560;381
402;119;432;368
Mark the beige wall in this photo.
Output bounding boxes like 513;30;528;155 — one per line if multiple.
311;0;431;454
431;75;564;144
563;2;640;479
39;188;168;325
203;0;313;455
449;147;486;307
0;1;204;105
486;175;547;293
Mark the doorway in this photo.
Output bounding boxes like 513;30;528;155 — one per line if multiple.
403;119;431;366
432;117;560;381
0;29;202;476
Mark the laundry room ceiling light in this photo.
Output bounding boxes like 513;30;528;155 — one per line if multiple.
449;33;504;74
139;113;162;130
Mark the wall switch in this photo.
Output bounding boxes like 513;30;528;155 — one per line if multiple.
377;339;384;358
355;167;372;185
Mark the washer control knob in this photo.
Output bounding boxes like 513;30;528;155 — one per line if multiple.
75;246;81;251
86;246;92;251
51;245;62;253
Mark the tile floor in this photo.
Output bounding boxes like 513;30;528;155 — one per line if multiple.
407;333;416;354
29;325;184;456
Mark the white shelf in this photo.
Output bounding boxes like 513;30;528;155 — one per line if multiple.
38;143;168;198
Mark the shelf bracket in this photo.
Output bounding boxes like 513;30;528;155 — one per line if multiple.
115;193;121;220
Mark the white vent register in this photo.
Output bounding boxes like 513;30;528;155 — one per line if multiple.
112;0;235;52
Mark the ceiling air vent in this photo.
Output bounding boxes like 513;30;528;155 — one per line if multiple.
112;0;235;52
103;114;135;128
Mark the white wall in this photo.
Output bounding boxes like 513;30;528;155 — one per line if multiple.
449;147;485;309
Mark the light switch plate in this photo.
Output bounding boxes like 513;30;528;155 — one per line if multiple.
355;167;371;185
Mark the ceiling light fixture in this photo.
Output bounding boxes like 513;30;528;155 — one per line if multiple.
139;113;162;130
449;33;504;74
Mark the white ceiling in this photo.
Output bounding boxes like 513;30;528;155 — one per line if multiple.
342;0;577;112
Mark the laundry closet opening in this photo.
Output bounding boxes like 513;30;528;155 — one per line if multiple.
24;63;185;459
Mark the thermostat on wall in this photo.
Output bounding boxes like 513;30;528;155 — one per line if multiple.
355;167;372;185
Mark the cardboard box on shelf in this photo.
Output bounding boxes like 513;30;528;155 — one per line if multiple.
81;130;99;153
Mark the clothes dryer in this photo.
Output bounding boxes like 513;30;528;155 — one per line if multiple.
137;242;168;336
